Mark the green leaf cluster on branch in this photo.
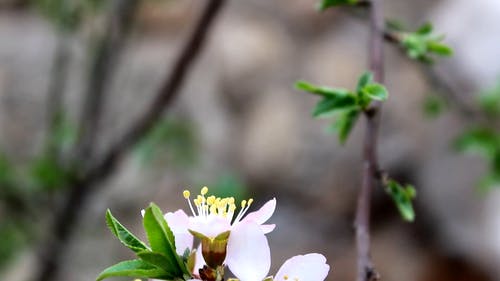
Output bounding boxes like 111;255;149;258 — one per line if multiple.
454;82;500;191
295;71;388;144
98;204;191;281
387;22;453;63
455;128;500;191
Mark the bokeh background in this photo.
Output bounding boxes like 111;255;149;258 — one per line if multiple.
1;0;500;281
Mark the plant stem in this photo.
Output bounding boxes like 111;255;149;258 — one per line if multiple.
354;0;383;280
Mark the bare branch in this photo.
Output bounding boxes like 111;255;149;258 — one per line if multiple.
74;0;140;165
32;1;227;281
354;0;384;280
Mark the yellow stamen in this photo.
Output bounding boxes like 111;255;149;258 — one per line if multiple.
201;186;208;195
183;190;190;199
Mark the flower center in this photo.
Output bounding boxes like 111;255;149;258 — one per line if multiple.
183;186;254;224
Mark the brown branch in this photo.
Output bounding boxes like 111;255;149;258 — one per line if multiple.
354;0;384;280
32;1;227;281
74;0;140;165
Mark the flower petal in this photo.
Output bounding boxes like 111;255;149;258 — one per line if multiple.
164;209;190;233
261;224;276;234
242;198;276;226
193;244;206;275
164;209;193;255
189;215;231;238
226;222;271;281
274;253;330;281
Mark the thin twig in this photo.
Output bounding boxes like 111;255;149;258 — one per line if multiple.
32;1;227;281
354;0;384;280
44;35;70;158
34;0;140;280
75;0;140;165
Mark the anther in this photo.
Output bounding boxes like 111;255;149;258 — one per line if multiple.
201;186;208;195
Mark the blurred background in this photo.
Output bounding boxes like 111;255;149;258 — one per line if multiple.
1;0;500;280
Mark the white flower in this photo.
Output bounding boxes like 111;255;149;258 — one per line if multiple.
160;187;276;273
274;254;330;281
182;187;276;238
225;222;330;281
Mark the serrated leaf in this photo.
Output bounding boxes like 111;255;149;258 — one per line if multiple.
317;0;357;11
427;41;453;56
96;259;169;281
105;210;149;253
332;109;360;144
312;95;357;117
361;83;389;101
143;203;186;276
295;80;351;97
416;22;433;35
356;71;373;93
385;180;416;222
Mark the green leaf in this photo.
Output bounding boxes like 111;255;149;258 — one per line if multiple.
454;128;499;158
30;156;69;190
96;259;169;281
143;203;186;276
295;80;351;97
332;109;360;144
422;94;447;118
361;83;389;101
137;251;177;277
479;81;500;116
317;0;358;11
105;210;149;253
427;41;453;56
416;22;433;35
356;71;373;93
385;180;416;222
312;95;357;117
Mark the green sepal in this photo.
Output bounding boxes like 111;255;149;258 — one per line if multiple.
105;209;149;253
96;259;169;281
